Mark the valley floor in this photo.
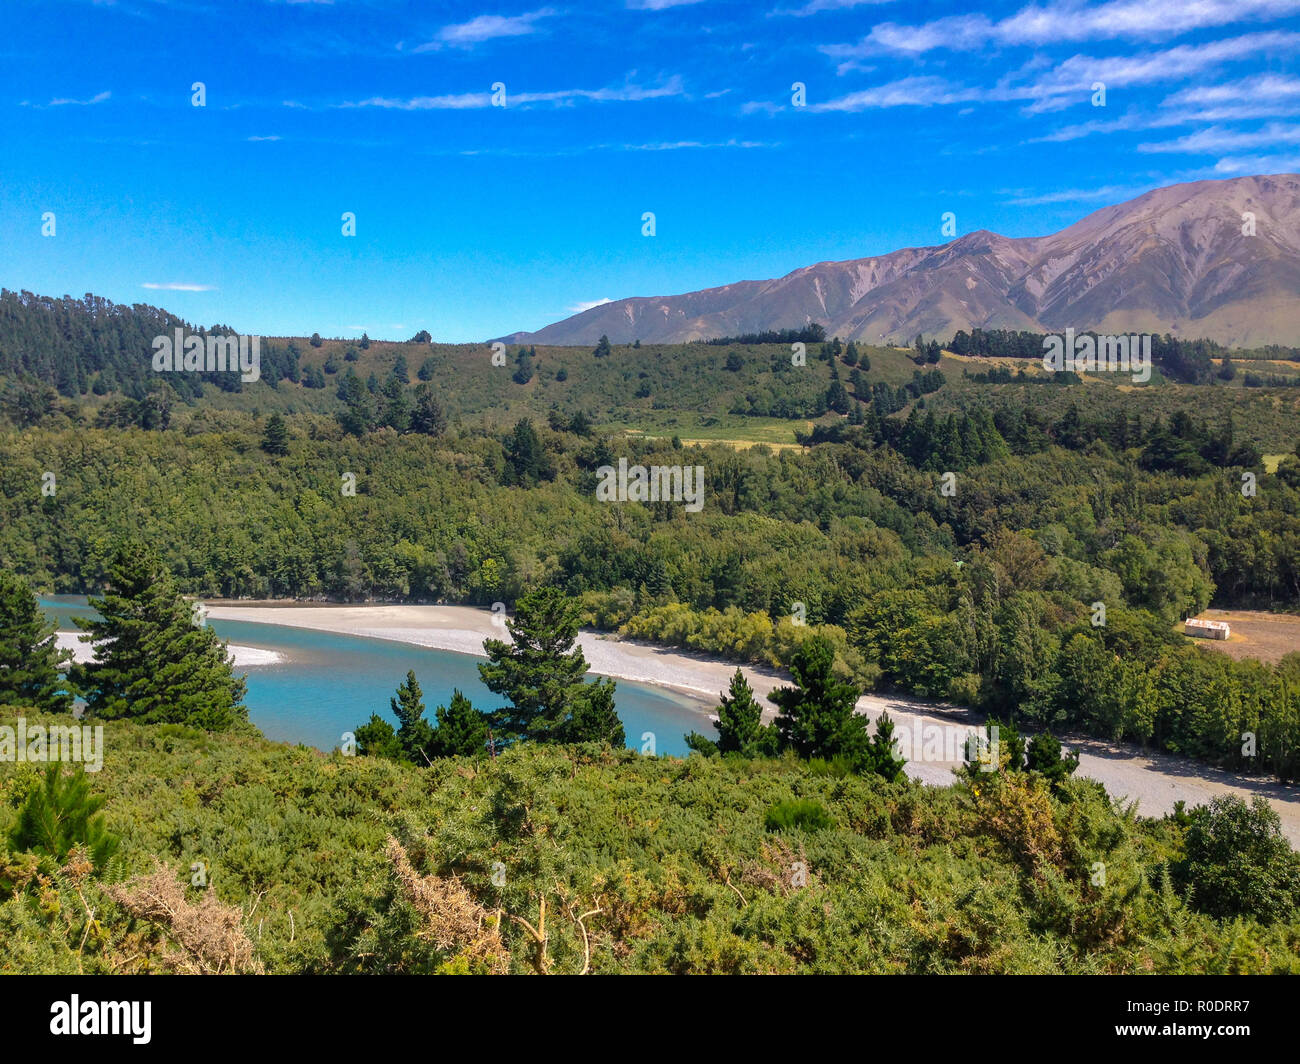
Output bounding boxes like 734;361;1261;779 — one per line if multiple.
206;602;1300;844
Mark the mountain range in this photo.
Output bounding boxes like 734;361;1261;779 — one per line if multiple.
502;174;1300;349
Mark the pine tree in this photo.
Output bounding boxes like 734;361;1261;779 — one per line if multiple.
381;375;411;432
260;412;290;456
390;670;433;761
1025;731;1079;791
9;764;119;869
593;335;612;358
429;689;489;757
71;544;247;729
771;635;866;763
564;678;625;745
502;418;551;485
0;570;72;711
863;711;907;782
354;714;402;760
479;587;622;744
410;384;447;436
714;668;762;753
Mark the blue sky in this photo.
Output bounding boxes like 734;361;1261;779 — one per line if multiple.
2;0;1299;341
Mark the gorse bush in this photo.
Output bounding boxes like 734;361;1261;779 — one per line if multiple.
2;709;1298;975
764;798;833;833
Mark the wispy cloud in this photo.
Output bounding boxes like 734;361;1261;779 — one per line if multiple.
141;282;216;292
1213;151;1300;173
27;90;112;107
568;297;613;313
414;8;558;52
1138;123;1300;154
812;32;1300;115
1005;184;1142;206
830;0;1300;58
778;0;895;15
339;75;686;111
626;0;707;8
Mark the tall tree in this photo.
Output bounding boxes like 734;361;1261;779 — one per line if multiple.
410;384;447;436
478;587;622;744
71;544;247;729
715;669;763;752
0;570;72;711
260;412;289;456
429;690;490;757
771;635;866;763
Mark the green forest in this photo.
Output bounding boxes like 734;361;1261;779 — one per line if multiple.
2;291;1300;974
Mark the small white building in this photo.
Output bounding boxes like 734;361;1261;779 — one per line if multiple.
1185;618;1230;640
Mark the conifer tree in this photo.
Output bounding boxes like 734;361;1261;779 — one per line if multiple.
429;689;489;757
72;544;247;729
390;670;433;761
864;711;907;782
9;764;120;869
771;635;866;763
0;570;72;711
260;412;289;455
479;587;623;744
715;668;763;753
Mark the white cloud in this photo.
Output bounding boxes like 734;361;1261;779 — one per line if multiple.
1006;184;1141;206
1213;151;1300;173
45;90;111;107
415;8;558;52
141;283;216;292
834;0;1300;57
1138;123;1300;154
569;298;614;313
340;75;685;111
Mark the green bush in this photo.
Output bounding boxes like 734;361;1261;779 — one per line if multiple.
764;798;833;833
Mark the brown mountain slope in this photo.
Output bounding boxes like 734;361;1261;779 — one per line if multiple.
502;174;1300;348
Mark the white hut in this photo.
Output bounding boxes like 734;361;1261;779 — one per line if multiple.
1184;618;1230;640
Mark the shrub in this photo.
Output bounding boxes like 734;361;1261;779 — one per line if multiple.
764;798;832;833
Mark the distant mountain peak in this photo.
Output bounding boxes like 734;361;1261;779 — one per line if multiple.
502;175;1300;348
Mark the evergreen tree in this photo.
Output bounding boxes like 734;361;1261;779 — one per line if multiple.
1025;731;1079;791
71;544;247;729
429;689;489;757
309;332;323;348
9;765;119;869
410;384;447;436
502;418;552;485
354;714;402;760
479;587;622;744
260;412;290;456
593;335;612;358
714;668;763;753
771;635;866;763
390;670;433;762
360;332;370;350
863;711;907;781
381;375;411;432
563;678;624;745
0;570;72;711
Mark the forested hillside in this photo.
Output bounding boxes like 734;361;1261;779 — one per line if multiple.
3;291;1300;780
